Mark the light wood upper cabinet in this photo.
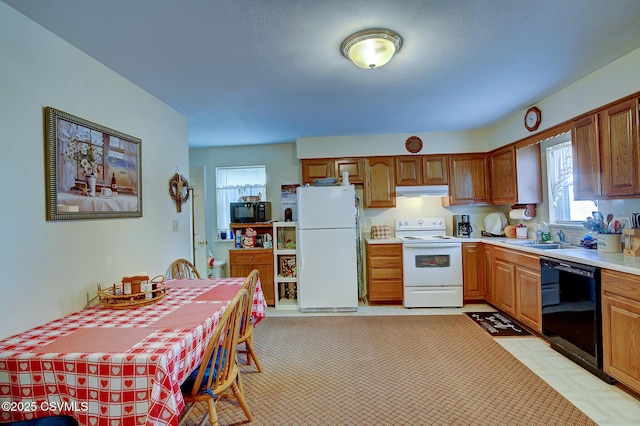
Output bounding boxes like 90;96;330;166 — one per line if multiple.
395;156;422;185
365;157;395;208
600;98;640;198
423;155;448;185
490;146;517;204
396;155;449;186
447;153;490;205
301;159;335;184
572;114;602;199
335;158;364;184
489;144;542;205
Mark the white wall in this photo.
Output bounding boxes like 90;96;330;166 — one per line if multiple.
297;129;489;159
189;143;300;265
487;47;640;150
0;3;191;339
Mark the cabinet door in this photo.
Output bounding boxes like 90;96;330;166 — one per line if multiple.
395;156;422;185
229;249;275;306
462;243;485;300
602;269;640;393
572;114;602;199
515;267;541;332
365;157;396;208
423;155;448;185
483;245;494;303
255;263;274;305
493;259;516;316
336;158;364;184
602;294;640;393
600;98;640;197
490;146;517;204
448;154;490;205
301;158;335;185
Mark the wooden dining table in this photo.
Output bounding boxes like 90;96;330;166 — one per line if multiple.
0;277;266;426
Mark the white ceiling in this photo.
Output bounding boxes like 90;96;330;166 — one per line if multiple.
5;0;640;148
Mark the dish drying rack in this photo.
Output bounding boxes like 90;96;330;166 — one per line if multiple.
97;275;166;309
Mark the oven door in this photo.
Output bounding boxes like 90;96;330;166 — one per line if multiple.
402;243;462;287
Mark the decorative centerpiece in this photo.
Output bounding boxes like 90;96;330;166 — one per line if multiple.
97;275;166;309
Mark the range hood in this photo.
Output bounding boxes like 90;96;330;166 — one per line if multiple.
395;185;449;197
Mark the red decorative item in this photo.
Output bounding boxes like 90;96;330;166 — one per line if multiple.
405;136;423;153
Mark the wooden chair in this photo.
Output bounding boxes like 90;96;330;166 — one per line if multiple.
167;258;201;279
179;288;253;426
237;269;263;372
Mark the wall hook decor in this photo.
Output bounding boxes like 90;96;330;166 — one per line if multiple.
168;172;190;213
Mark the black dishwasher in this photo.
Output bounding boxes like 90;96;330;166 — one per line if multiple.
540;256;615;383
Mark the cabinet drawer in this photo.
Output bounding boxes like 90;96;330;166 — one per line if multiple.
368;243;402;256
493;247;539;270
369;280;403;300
602;269;640;301
229;249;273;265
369;256;402;268
370;268;402;280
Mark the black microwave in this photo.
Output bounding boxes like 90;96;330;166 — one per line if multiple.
230;202;271;223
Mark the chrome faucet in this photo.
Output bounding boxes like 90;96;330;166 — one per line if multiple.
557;229;566;243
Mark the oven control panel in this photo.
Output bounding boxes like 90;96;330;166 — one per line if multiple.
395;217;445;231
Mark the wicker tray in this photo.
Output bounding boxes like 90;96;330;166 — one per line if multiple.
97;275;166;309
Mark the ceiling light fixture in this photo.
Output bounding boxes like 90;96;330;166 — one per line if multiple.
341;28;403;69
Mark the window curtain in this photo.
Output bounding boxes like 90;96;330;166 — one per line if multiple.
217;184;266;232
546;141;573;207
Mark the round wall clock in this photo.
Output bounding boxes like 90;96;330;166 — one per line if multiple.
405;136;423;153
524;106;542;132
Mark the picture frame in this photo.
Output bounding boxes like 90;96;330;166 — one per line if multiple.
44;107;142;221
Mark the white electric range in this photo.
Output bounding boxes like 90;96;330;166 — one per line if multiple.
395;218;463;308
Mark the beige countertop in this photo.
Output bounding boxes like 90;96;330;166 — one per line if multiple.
472;237;640;277
365;237;402;245
365;234;640;276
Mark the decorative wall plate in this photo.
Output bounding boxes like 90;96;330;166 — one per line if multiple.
405;136;423;153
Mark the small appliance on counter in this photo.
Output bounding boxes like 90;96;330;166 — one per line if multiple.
453;215;473;238
482;212;508;236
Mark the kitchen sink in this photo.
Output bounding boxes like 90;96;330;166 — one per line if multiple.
525;243;561;250
503;240;562;250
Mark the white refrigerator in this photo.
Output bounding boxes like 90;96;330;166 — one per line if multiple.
297;185;358;312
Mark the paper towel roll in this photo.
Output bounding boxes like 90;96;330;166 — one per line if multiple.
341;171;350;186
509;208;532;220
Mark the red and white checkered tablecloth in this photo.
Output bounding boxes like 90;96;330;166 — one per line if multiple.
0;277;266;426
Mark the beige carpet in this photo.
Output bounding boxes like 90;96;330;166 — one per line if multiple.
184;315;596;425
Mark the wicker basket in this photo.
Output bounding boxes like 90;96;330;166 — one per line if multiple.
97;275;166;309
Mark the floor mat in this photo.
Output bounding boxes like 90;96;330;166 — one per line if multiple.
465;311;532;337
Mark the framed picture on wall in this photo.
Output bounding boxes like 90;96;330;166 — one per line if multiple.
44;106;142;221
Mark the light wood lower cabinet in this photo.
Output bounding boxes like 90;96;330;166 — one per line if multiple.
462;243;485;301
490;247;541;332
229;249;274;306
365;242;403;304
602;269;640;394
